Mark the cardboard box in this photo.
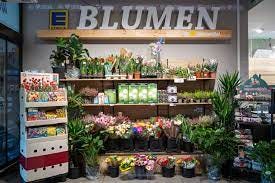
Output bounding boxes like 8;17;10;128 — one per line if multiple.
138;84;148;103
118;84;129;104
104;89;116;104
148;83;158;103
128;84;139;104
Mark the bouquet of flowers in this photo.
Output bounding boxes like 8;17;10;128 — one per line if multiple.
171;114;187;126
161;118;180;139
105;156;122;167
132;121;150;139
146;154;157;172
120;157;135;173
148;117;163;139
115;112;130;124
176;156;198;169
157;156;176;169
135;154;149;167
91;112;116;129
115;122;133;139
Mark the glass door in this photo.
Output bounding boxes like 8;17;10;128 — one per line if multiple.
0;38;6;167
6;41;19;161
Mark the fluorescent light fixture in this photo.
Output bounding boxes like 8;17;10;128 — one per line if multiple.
254;28;264;34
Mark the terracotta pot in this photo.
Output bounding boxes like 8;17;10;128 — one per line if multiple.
203;72;210;78
210;72;216;78
127;73;134;79
134;72;141;79
195;72;202;78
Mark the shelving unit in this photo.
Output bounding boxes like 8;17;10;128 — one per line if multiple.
19;73;68;183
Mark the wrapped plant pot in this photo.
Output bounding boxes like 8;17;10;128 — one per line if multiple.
182;167;195;178
108;166;119;178
135;166;146;179
86;165;99;180
120;138;134;152
167;138;179;152
52;66;65;79
208;165;221;181
149;137;163;152
134;138;148;152
161;166;175;177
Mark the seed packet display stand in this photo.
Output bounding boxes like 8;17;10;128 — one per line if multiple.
19;74;68;183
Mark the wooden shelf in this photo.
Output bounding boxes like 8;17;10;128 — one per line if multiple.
37;29;232;41
60;78;215;82
103;151;203;156
24;118;67;127
24;101;68;108
82;103;212;107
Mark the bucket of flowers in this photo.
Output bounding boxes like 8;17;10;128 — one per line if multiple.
116;122;134;152
161;118;180;152
148;117;164;152
145;154;157;180
134;154;148;179
177;156;198;178
105;156;122;178
105;125;120;152
133;121;150;151
119;157;135;180
157;156;176;177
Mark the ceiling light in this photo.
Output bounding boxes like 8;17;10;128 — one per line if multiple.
254;28;264;34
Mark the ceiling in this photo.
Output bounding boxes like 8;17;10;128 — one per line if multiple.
249;0;275;39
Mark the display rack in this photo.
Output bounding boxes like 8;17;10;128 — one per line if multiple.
19;73;68;183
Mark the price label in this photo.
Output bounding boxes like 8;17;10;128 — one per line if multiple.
174;78;185;83
169;103;176;107
110;104;115;107
187;76;196;81
150;103;156;106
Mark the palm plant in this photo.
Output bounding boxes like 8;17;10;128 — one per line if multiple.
218;71;241;100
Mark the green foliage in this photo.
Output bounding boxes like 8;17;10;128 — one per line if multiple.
81;134;104;167
67;90;84;120
175;67;190;78
180;118;193;141
68;118;86;167
49;38;68;67
218;71;241;100
190;127;238;167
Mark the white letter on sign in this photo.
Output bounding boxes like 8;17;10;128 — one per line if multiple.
195;7;220;30
144;6;174;30
175;6;194;30
122;6;144;29
77;6;98;29
100;6;118;29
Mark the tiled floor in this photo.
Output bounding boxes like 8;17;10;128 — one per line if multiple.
0;169;251;183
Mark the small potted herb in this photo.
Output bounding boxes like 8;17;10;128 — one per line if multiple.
208;59;218;78
194;64;203;78
105;156;122;178
157;156;176;177
177;156;198;178
202;62;210;78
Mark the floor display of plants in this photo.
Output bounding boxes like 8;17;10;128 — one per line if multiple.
48;34;275;182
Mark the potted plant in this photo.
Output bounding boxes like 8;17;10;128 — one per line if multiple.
133;122;149;151
162;118;180;152
119;157;135;180
126;58;136;79
79;87;98;104
104;55;115;76
208;59;218;78
105;125;120;152
193;91;203;103
202;63;210;78
105;156;122;178
180;118;194;153
157;156;176;177
68;118;86;179
177;156;198;178
81;133;104;180
134;154;148;179
175;67;190;79
247;141;274;183
190;126;238;181
67;90;84;120
194;64;203;78
134;56;142;79
50;37;68;79
148;117;163;152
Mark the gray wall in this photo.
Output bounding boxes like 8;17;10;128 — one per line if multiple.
22;0;248;79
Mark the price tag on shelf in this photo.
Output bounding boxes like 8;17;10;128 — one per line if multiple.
187;76;196;81
150;103;156;106
110;104;115;107
174;78;185;83
169;103;176;107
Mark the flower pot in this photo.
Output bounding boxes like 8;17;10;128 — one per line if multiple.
210;72;216;78
86;165;99;180
120;138;134;152
149;137;163;152
208;165;221;181
221;159;233;178
134;72;141;79
195;72;202;78
127;73;134;79
261;175;274;183
134;138;148;152
203;72;210;78
68;166;81;179
52;66;66;79
108;166;119;178
183;141;194;153
166;138;178;152
182;167;195;178
162;166;175;177
135;166;146;179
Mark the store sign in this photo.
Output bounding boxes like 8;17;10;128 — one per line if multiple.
0;2;19;32
77;6;220;30
49;9;68;29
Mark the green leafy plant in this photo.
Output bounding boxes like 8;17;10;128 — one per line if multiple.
68;118;86;168
81;134;104;167
190;127;238;167
49;37;68;67
218;71;241;100
68;90;84;120
175;67;190;78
